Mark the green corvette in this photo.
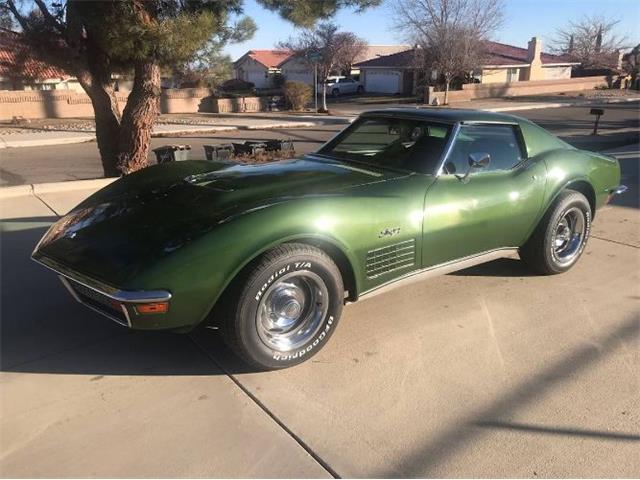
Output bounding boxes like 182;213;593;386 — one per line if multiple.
33;109;626;369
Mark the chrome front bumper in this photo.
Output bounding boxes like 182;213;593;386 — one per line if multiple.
33;256;171;328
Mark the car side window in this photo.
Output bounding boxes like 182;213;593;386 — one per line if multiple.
444;124;525;175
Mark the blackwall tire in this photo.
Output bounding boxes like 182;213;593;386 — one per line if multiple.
222;243;343;370
519;190;591;275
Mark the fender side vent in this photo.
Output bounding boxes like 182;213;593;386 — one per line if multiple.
366;239;416;278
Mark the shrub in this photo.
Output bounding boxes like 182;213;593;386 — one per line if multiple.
220;78;255;92
283;81;312;111
235;149;296;164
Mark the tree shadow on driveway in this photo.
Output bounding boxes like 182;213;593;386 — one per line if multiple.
0;217;237;376
370;314;640;477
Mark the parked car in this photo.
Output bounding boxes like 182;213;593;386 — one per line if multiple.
32;109;625;370
325;76;364;96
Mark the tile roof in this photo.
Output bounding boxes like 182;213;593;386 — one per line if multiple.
0;31;70;81
355;45;412;63
241;50;292;69
484;41;574;65
277;45;413;67
354;49;417;68
354;41;577;68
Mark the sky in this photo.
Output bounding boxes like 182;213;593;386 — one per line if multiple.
224;0;640;60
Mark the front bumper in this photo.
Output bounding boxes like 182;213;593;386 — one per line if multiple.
33;256;171;328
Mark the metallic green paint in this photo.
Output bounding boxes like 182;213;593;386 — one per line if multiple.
32;109;622;331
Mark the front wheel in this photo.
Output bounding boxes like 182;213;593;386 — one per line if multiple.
356;85;364;94
331;88;340;97
519;190;591;275
222;243;344;370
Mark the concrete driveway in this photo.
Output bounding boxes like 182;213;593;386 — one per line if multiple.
1;144;638;477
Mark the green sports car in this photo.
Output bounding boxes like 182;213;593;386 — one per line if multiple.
32;109;626;369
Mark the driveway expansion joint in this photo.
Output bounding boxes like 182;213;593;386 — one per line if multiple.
31;188;61;218
591;235;639;249
189;336;340;479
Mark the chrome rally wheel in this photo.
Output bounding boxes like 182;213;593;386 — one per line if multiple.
520;189;591;275
551;206;587;266
222;243;343;370
256;271;328;352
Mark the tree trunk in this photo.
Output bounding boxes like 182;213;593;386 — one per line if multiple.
89;85;122;177
444;79;450;105
117;60;161;174
75;60;122;178
322;82;328;111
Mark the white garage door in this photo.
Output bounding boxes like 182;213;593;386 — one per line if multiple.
365;70;401;94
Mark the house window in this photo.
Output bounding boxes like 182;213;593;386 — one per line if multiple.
507;68;519;83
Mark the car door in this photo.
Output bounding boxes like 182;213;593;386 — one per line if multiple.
421;122;547;267
339;78;355;94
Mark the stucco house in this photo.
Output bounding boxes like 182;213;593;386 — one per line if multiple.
0;31;83;92
233;50;292;88
278;45;411;86
355;38;579;94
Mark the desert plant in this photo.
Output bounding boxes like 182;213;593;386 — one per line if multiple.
283;81;312;111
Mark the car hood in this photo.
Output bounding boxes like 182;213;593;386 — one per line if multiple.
33;156;400;286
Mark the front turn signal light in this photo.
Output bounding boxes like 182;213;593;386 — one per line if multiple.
135;302;169;314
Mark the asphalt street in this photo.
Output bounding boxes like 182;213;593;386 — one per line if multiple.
0;102;638;186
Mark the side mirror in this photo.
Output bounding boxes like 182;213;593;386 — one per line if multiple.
456;152;491;183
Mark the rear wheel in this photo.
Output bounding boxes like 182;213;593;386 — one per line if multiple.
357;85;364;94
519;190;591;274
222;243;343;370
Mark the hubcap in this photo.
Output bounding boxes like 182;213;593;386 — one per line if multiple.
257;271;328;352
551;207;586;265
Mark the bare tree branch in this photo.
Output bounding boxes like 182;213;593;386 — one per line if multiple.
551;14;628;69
392;0;504;103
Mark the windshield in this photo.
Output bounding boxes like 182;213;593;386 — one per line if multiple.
317;117;452;174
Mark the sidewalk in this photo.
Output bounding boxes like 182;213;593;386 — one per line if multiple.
0;116;333;149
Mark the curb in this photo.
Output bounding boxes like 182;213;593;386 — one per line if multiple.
0;178;116;199
32;178;117;195
0;184;33;198
0;135;95;149
242;121;317;130
152;125;238;137
485;96;640;112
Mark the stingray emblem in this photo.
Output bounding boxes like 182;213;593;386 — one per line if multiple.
378;227;401;238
